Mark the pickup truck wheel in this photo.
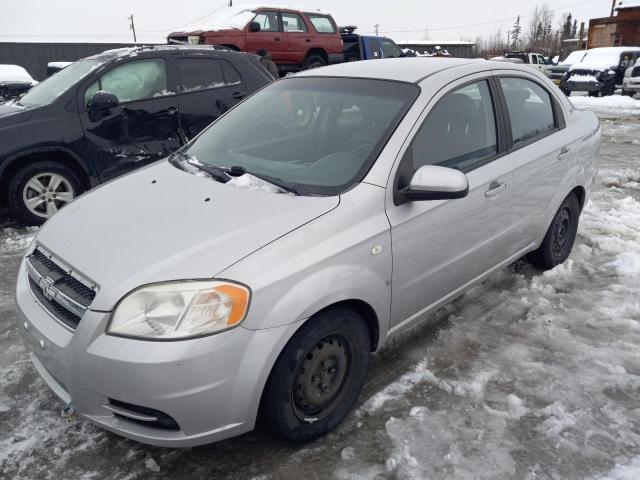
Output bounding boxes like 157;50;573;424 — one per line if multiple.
8;161;82;225
263;307;370;443
303;54;327;70
528;193;580;270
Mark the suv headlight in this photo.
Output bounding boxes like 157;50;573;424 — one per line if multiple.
108;280;250;340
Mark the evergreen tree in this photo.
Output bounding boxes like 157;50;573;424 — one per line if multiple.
511;15;522;49
571;19;578;38
561;13;572;40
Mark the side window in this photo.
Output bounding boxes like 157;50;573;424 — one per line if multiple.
531;55;538;64
253;12;279;32
281;13;307;32
381;39;403;58
405;80;498;173
85;59;168;106
365;38;381;59
500;77;556;145
178;58;227;92
307;14;336;33
222;61;242;85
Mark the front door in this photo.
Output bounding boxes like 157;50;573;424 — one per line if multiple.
79;57;181;182
245;11;285;61
176;56;246;140
387;77;516;327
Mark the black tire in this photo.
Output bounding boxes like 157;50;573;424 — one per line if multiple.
588;90;601;97
303;53;327;70
8;161;83;226
262;307;370;443
528;193;580;270
605;79;616;96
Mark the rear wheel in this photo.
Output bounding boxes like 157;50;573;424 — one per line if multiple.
262;307;370;443
303;53;327;70
528;193;580;270
8;161;83;225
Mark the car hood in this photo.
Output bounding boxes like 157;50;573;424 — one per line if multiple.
0;100;34;122
35;161;339;311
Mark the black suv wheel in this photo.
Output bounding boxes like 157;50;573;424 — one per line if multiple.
262;307;370;442
8;161;83;225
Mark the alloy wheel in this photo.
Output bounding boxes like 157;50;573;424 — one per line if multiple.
22;172;75;219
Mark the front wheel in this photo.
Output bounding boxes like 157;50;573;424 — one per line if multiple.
8;161;83;225
528;193;580;270
262;307;370;443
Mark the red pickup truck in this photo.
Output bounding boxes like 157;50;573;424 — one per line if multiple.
168;6;344;74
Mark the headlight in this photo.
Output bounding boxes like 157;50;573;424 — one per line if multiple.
108;280;250;340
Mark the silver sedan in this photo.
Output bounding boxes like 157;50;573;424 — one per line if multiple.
15;57;600;447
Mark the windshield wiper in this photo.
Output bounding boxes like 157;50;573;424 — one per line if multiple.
170;152;230;183
226;165;299;195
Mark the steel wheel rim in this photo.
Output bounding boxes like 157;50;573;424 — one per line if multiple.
291;334;353;422
552;207;571;255
22;172;75;219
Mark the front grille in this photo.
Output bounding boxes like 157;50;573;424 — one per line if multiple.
108;399;181;431
29;249;96;305
29;277;82;329
26;248;97;330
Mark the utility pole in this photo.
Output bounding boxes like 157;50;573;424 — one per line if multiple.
610;0;617;17
425;25;429;41
374;24;379;36
229;0;233;6
128;14;137;43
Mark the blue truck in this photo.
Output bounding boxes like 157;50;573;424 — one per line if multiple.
340;26;405;61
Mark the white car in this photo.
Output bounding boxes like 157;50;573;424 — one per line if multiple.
16;58;600;447
622;63;640;96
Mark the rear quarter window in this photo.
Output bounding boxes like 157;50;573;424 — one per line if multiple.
307;14;337;33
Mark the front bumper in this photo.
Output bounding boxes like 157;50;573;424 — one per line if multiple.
623;82;640;92
566;80;604;92
15;261;296;447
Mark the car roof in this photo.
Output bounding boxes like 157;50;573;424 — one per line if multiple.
86;45;243;63
295;57;515;84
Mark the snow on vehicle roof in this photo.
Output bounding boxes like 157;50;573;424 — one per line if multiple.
174;4;330;33
0;64;35;84
47;61;73;69
490;56;525;63
570;46;640;71
560;50;587;65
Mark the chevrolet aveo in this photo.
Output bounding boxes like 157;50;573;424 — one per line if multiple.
15;58;600;446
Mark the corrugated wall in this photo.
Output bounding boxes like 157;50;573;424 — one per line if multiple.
0;42;153;80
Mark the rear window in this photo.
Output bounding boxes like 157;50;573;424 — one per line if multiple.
307;14;336;33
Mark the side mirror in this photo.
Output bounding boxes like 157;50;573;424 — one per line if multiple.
401;165;469;201
89;91;119;111
249;21;261;33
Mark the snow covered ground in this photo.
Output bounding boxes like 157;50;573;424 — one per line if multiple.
1;95;640;479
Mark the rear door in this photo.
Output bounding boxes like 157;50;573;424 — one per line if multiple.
495;73;571;252
245;11;284;60
387;75;516;327
175;56;247;140
79;57;181;181
281;11;312;63
363;37;382;60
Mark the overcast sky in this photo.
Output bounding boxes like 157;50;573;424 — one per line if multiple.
0;0;615;44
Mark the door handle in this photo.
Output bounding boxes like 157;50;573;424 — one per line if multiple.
160;107;177;117
231;91;246;100
274;37;281;41
485;181;506;197
305;38;311;42
558;146;571;160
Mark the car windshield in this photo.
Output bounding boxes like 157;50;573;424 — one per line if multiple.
181;77;418;195
18;59;101;107
561;50;587;65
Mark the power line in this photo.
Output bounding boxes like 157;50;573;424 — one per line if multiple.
137;1;230;33
360;0;601;35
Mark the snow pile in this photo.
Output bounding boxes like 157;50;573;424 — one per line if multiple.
570;95;640;117
227;173;285;194
567;73;599;83
595;456;640;479
0;64;35;84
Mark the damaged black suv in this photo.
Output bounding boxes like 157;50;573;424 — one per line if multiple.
0;46;272;224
